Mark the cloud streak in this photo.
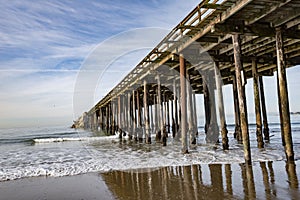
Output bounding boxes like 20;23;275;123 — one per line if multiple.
0;0;201;128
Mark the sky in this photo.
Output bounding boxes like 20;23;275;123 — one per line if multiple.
0;0;201;128
1;0;300;128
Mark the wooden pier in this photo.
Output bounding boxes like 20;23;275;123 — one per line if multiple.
78;0;300;163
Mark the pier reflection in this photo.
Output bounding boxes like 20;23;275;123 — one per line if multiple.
101;161;299;200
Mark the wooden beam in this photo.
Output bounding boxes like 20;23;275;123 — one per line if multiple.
212;22;300;39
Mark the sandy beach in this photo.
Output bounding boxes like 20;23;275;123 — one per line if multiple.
1;161;299;200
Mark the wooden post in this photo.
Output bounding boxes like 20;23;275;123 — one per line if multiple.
153;94;157;138
214;61;229;150
137;90;143;142
156;85;161;141
144;80;151;144
166;99;170;133
106;106;110;134
150;100;154;138
127;93;132;140
232;74;242;141
275;27;294;161
192;92;198;136
118;96;122;139
252;59;264;148
123;94;127;137
276;70;285;146
109;103;113;134
163;93;167;129
93;112;97;131
157;75;166;145
171;93;175;137
187;70;196;145
232;33;251;164
173;79;179;138
110;103;115;135
203;77;210;135
203;73;219;143
259;76;270;141
180;54;188;153
132;90;138;142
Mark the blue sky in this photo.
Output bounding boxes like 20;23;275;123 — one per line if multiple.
1;0;300;128
0;0;201;128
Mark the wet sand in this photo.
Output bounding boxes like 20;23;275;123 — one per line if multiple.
0;173;115;200
0;161;299;200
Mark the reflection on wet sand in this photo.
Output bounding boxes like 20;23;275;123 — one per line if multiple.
101;161;299;200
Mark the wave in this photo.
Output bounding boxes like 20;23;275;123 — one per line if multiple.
33;135;118;143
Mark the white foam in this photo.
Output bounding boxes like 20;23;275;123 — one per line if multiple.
1;131;299;182
33;135;118;143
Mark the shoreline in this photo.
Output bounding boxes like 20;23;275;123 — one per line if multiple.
1;161;299;200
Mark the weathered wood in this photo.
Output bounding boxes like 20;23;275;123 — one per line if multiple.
203;73;219;143
276;69;285;146
123;95;127;137
150;102;154;138
137;90;143;142
144;80;151;144
275;27;294;162
214;61;229;150
171;93;175;137
132;90;137;141
166;99;170;133
110;103;113;134
232;74;242;141
252;59;264;148
127;93;132;140
156;75;165;145
153;94;158;137
118;96;122;139
203;78;210;135
106;106;109;134
180;54;188;153
259;76;270;141
93;112;97;131
110;104;113;134
173;79;179;138
232;33;251;164
192;92;198;136
187;71;196;145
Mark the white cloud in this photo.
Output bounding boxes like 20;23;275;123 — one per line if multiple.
0;0;207;128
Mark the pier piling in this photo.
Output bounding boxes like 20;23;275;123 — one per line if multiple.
259;76;270;141
214;61;229;150
275;27;294;162
180;54;188;153
252;59;264;148
144;80;151;144
232;33;251;164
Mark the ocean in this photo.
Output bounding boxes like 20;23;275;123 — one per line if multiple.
0;114;300;183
